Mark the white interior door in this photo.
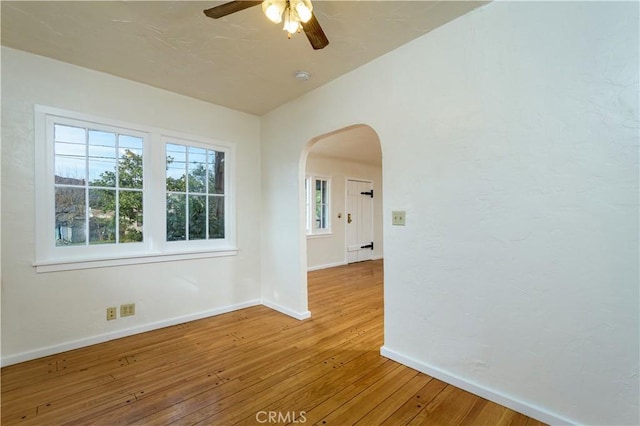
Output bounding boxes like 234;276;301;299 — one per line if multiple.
346;179;374;263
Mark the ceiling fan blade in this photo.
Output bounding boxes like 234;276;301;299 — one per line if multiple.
302;13;329;50
203;1;262;19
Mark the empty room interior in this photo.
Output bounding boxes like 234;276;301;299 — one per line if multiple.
1;1;638;425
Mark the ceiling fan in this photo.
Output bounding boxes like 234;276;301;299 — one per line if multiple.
203;0;329;50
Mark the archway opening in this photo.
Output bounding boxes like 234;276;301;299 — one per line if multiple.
299;124;383;312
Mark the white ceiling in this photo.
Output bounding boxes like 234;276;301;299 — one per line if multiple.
1;1;486;116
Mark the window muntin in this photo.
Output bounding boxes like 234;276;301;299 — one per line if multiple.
53;124;144;247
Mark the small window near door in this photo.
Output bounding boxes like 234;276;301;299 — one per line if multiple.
306;176;330;235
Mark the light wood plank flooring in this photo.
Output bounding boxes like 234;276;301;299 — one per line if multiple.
1;260;545;425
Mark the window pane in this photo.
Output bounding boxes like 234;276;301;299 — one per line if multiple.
118;149;143;189
320;204;327;228
55;141;85;184
89;130;116;147
54;124;85;144
88;159;116;187
316;180;327;204
208;196;225;239
166;144;186;192
322;181;327;203
188;146;207;193
119;190;143;243
166;193;186;241
88;130;116;186
189;195;206;240
315;204;322;228
207;150;225;195
119;135;143;150
55;187;86;246
55;140;86;157
89;188;116;245
55;154;86;184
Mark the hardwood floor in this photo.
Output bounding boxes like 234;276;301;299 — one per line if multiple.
1;260;545;425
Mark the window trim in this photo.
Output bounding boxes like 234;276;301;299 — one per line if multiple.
305;175;331;236
34;105;237;273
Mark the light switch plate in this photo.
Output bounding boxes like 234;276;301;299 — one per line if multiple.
392;211;406;226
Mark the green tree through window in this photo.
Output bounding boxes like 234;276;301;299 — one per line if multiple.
166;143;225;242
88;150;143;244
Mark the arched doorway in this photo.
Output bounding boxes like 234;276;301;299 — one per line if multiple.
299;124;383;308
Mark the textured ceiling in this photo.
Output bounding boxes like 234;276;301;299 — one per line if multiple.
1;1;486;116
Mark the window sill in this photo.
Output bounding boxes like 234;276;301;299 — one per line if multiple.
306;232;333;239
34;248;239;273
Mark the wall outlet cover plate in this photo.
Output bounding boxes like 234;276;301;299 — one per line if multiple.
392;211;406;226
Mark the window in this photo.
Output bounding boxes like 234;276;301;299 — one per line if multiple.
53;124;144;247
165;143;225;242
306;176;330;235
35;106;236;272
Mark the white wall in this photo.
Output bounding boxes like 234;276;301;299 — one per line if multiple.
261;2;639;425
306;154;383;270
1;47;263;364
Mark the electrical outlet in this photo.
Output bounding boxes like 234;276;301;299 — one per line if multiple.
392;211;406;226
106;307;117;321
121;303;136;317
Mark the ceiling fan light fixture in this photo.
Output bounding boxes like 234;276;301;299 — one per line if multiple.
282;6;301;34
293;0;313;23
203;0;328;49
262;0;285;24
261;0;314;36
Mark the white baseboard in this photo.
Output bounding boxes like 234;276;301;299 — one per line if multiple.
262;299;311;320
1;299;261;367
380;346;575;426
307;260;347;271
307;256;383;272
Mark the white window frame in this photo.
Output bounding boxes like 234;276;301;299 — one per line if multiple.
161;135;236;253
306;175;331;236
34;105;237;273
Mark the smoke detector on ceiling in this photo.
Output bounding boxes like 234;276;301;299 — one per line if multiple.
294;70;311;81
